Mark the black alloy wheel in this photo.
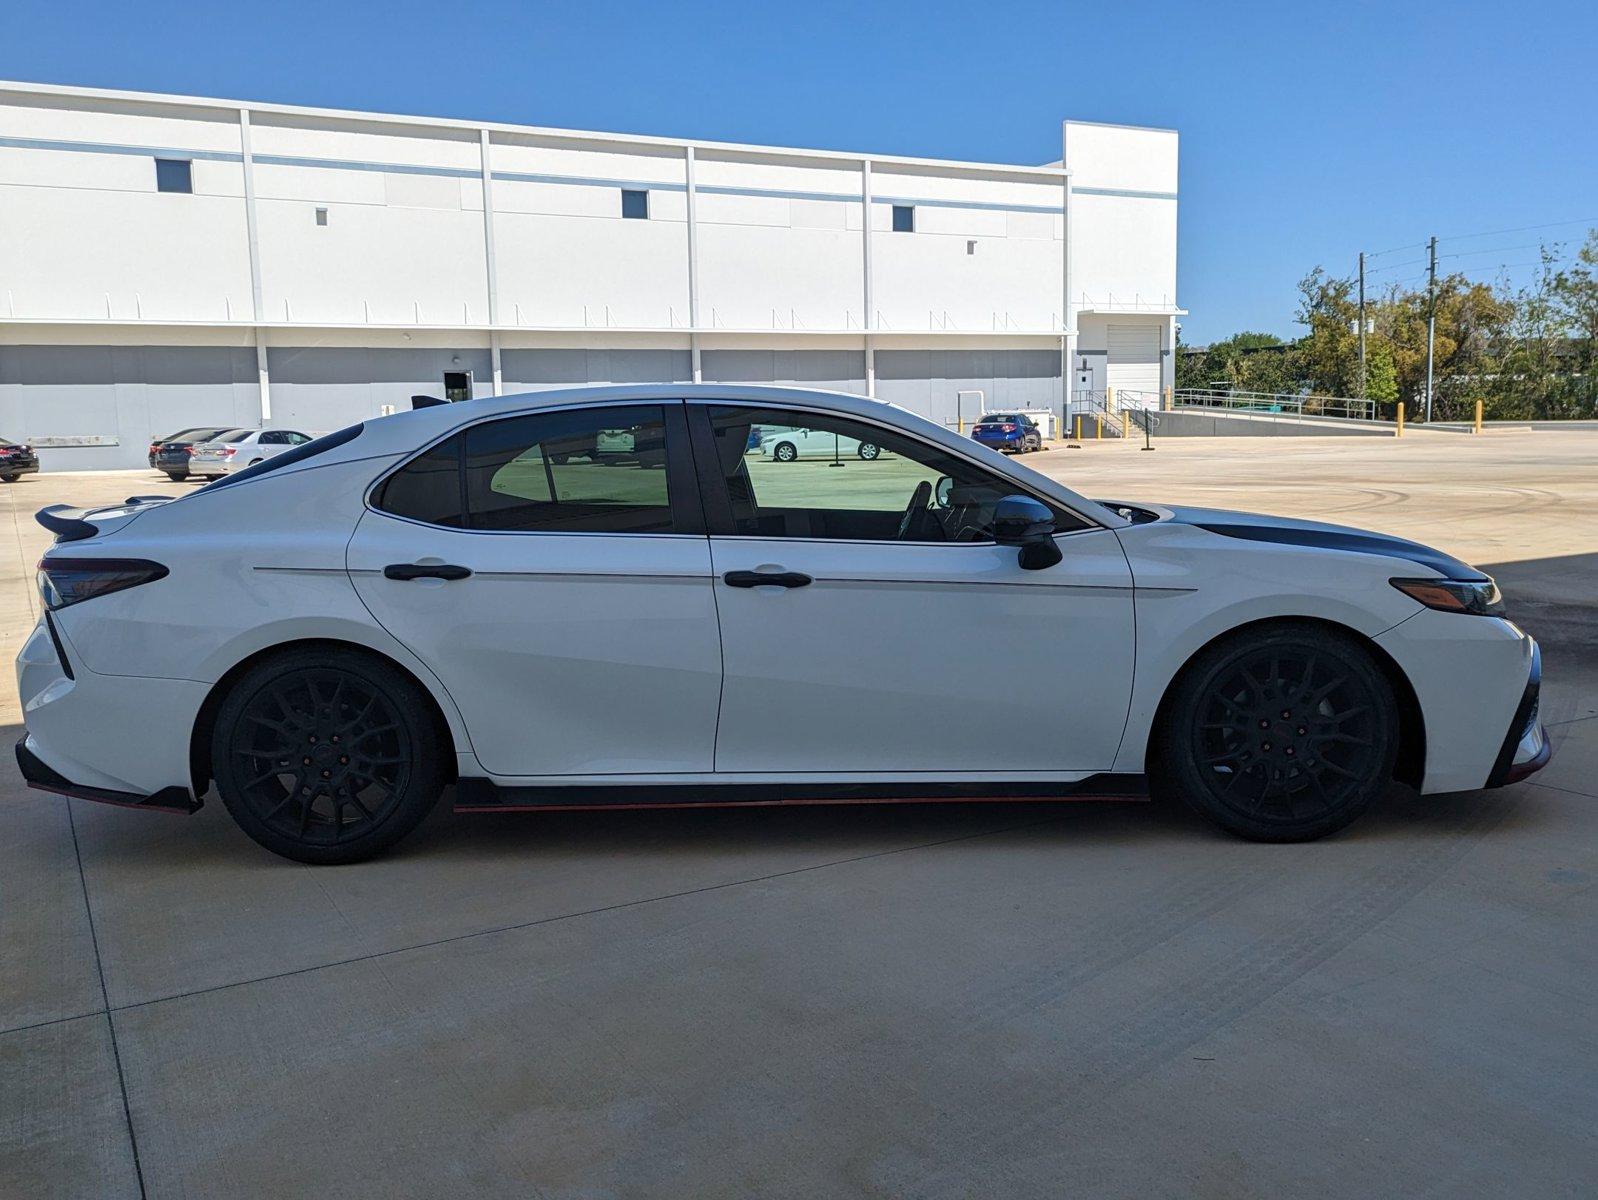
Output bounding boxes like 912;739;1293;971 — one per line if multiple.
213;649;444;863
1155;624;1398;841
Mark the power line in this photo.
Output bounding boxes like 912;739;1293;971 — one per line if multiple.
1435;217;1598;244
1438;241;1550;261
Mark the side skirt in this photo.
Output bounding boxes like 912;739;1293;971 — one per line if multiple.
453;775;1150;814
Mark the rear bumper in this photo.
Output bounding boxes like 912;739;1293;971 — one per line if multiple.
15;734;200;813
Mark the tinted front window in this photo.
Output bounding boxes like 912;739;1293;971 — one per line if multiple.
222;429;253;443
376;406;678;534
706;406;1084;543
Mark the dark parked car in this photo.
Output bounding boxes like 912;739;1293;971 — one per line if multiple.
971;412;1043;454
149;426;234;480
0;438;39;482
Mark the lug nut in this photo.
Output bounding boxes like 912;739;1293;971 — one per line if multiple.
1297;726;1307;735
320;769;330;778
302;756;311;765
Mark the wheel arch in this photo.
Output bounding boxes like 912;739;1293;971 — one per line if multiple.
1144;615;1426;790
188;637;460;799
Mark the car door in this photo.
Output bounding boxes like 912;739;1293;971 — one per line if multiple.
346;401;723;778
692;403;1135;775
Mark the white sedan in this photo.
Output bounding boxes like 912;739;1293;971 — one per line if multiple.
760;425;881;462
188;427;317;478
17;384;1548;864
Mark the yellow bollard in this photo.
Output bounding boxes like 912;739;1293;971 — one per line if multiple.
1163;386;1173;411
1396;402;1404;438
1121;412;1131;438
1094;414;1102;439
1074;414;1083;441
1473;399;1484;434
1107;386;1116;413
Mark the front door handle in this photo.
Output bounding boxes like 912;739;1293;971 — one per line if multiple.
384;563;473;581
722;570;813;589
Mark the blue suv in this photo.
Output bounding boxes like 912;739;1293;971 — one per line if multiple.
971;412;1043;454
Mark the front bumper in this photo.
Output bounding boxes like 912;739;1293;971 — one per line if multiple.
1487;641;1551;787
1;458;39;475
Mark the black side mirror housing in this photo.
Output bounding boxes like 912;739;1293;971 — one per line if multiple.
993;494;1063;570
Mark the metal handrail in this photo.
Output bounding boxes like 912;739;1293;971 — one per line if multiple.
1175;389;1377;422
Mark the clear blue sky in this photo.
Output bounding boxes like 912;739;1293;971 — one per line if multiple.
6;0;1596;343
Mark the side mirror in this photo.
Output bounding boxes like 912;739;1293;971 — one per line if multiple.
992;494;1063;570
934;475;954;508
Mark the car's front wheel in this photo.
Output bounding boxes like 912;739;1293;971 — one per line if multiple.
211;648;446;864
857;443;881;460
773;441;798;463
0;474;16;483
1153;623;1399;841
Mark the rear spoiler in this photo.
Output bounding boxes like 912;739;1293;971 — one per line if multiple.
36;496;171;543
35;504;100;542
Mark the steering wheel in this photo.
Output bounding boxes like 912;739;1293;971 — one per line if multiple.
896;479;934;541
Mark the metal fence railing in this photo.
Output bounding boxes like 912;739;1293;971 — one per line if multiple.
1174;389;1378;422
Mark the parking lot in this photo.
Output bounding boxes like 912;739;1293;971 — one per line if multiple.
3;431;1595;1198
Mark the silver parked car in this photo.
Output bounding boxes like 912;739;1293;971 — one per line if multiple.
188;428;316;478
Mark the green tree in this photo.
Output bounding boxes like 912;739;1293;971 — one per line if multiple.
1365;340;1398;406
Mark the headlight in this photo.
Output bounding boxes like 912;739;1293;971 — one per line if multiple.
1390;576;1505;617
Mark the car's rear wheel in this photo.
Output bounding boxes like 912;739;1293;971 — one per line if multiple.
0;474;15;483
211;648;445;864
163;471;188;481
1153;623;1398;841
857;443;881;460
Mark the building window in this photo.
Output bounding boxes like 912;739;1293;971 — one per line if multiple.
154;158;193;194
621;189;649;220
892;204;914;233
314;207;329;226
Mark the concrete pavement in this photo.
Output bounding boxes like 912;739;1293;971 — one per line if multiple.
2;433;1594;1198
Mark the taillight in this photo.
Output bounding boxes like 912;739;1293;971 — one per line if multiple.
37;557;169;611
219;447;237;457
1000;424;1016;432
185;446;197;456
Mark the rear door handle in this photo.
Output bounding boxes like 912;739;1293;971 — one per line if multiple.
722;570;813;589
384;563;472;581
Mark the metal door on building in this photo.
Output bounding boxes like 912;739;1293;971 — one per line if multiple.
1106;324;1161;399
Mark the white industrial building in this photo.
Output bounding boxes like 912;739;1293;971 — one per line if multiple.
0;80;1179;470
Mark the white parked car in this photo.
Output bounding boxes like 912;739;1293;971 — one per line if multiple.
188;427;316;478
760;425;881;462
17;385;1548;864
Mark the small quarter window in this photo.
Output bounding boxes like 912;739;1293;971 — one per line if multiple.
315;207;329;226
155;158;193;194
892;204;914;233
621;189;649;219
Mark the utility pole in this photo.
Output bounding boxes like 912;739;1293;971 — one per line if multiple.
1424;235;1437;423
1357;251;1367;399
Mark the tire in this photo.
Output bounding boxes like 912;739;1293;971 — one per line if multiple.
249;458;263;466
773;441;798;463
163;471;188;482
1152;623;1398;842
211;647;446;864
857;443;881;460
0;475;15;483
